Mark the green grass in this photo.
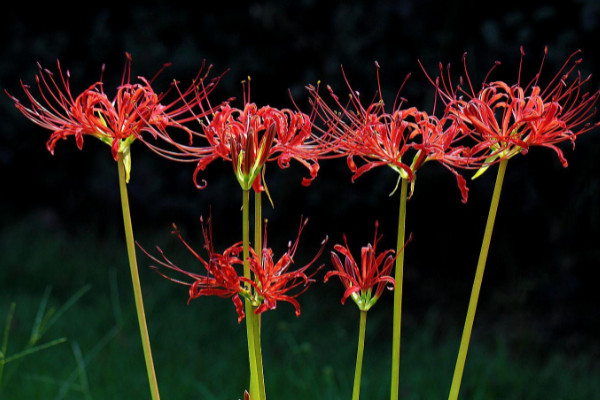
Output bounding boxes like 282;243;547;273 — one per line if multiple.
1;217;599;399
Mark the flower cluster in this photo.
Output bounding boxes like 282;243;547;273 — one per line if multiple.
140;217;325;322
9;48;600;319
145;80;334;191
308;49;600;202
7;46;600;400
7;53;221;182
8;48;600;316
249;218;327;316
427;46;600;176
325;221;396;311
307;64;481;203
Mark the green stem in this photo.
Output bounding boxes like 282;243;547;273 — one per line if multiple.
352;310;368;400
243;189;252;281
251;304;265;398
243;190;267;400
117;155;160;400
448;158;508;400
255;190;263;334
254;190;263;255
390;178;408;400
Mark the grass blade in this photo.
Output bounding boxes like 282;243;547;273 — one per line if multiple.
3;338;67;364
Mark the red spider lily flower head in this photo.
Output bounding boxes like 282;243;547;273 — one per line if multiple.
324;221;397;311
7;53;222;182
429;47;600;177
408;111;476;202
201;100;289;191
146;78;331;191
138;216;327;322
307;65;416;182
137;217;250;323
248;218;328;317
307;62;475;202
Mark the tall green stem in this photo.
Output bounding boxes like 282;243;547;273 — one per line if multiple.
117;155;160;400
254;190;263;335
448;158;508;400
242;190;266;400
254;191;263;255
390;178;408;400
352;310;368;400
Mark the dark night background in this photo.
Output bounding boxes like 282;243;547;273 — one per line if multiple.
1;0;599;397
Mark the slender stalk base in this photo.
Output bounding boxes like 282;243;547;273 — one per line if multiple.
255;191;263;334
117;156;160;400
352;310;368;400
243;190;266;400
390;178;408;400
254;191;263;255
447;159;508;400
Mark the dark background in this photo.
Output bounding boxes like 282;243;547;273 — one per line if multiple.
1;0;599;370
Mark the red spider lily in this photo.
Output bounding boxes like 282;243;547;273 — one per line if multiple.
428;47;600;174
7;53;221;181
307;63;476;202
139;217;327;321
325;221;397;311
146;79;334;191
248;218;327;316
307;70;416;181
200;102;305;191
137;218;250;323
409;111;480;202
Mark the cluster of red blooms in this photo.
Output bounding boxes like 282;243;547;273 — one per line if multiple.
7;47;599;318
307;48;600;203
144;79;333;191
140;217;325;322
325;221;397;311
6;53;221;182
435;48;600;176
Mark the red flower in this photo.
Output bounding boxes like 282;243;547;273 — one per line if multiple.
248;218;327;316
148;80;333;191
138;218;249;323
199;102;304;191
307;70;416;181
307;63;477;202
139;217;327;321
430;47;600;173
325;221;396;311
7;53;221;181
409;111;477;202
